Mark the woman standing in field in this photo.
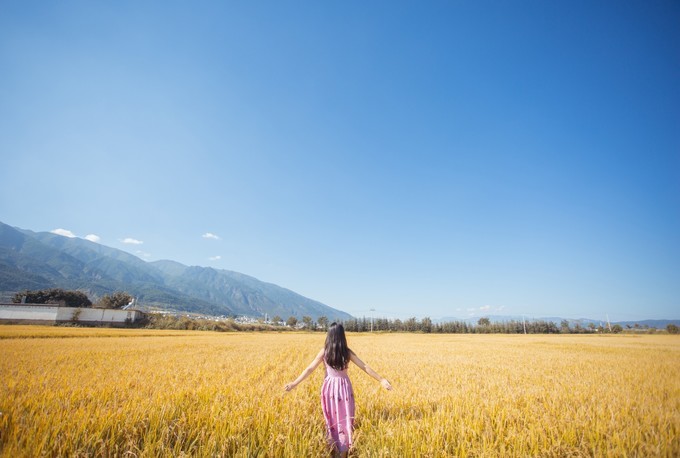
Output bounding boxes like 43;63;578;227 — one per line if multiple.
284;322;392;457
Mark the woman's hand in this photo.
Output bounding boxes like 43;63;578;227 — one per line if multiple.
283;349;324;394
380;378;393;390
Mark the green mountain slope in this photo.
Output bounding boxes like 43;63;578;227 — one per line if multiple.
0;221;351;320
152;262;343;319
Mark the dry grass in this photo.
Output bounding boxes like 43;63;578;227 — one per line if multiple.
0;326;678;457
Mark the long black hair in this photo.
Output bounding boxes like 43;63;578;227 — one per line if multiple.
324;322;350;370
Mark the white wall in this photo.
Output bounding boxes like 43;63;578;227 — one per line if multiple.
0;305;143;324
0;305;59;321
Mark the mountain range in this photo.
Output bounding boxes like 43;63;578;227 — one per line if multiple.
0;221;351;321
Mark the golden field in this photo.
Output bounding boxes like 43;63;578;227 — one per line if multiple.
0;326;678;457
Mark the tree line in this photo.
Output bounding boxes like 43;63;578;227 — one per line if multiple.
291;315;567;333
276;315;641;334
12;289;133;309
145;314;678;334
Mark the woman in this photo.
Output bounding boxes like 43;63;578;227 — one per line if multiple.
284;322;392;457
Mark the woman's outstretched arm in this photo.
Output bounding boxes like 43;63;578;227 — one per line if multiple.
349;351;393;390
284;348;324;391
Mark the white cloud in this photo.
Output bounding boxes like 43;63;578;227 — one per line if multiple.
209;255;222;261
480;305;491;312
84;234;101;243
122;238;143;245
51;228;76;238
202;233;220;240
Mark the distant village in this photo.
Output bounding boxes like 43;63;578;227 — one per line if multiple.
150;310;301;328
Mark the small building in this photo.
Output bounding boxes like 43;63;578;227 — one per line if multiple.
0;303;145;327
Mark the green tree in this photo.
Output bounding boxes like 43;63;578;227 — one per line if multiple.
478;317;490;327
421;317;433;333
405;317;418;332
97;291;133;309
302;315;314;329
286;316;298;327
271;315;282;325
611;324;623;334
667;324;679;335
317;316;329;330
560;319;571;334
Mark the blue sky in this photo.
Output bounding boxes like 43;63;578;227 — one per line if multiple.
1;1;678;321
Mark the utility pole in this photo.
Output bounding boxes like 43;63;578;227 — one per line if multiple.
523;315;527;334
370;308;376;332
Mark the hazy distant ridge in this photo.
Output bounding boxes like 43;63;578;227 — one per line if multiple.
436;315;679;328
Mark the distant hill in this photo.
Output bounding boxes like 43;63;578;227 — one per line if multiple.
0;221;351;321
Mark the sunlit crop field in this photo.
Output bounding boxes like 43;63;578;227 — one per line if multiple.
0;326;678;457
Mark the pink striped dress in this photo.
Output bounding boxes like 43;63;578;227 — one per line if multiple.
320;360;355;452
